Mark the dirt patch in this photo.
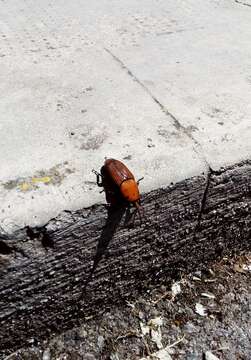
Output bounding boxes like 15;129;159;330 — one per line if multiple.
4;254;251;360
1;162;75;192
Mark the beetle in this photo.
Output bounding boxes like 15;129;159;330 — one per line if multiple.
92;158;144;222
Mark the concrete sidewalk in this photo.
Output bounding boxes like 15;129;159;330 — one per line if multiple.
0;0;250;233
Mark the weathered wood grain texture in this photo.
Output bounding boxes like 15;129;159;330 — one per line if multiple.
0;161;250;355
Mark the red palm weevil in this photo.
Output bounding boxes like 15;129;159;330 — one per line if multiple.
92;158;144;221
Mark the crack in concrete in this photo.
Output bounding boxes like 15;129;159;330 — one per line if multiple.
235;0;251;7
193;168;212;240
104;48;210;168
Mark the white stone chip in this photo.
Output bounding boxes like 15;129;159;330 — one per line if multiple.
205;351;220;360
140;348;172;360
171;282;181;299
201;292;215;299
195;303;207;316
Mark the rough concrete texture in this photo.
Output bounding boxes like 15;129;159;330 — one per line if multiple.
1;0;251;233
3;253;251;360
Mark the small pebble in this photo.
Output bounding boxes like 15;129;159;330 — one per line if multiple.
42;348;50;360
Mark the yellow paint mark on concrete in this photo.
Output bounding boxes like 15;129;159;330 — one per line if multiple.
18;177;52;191
31;176;52;184
19;182;31;191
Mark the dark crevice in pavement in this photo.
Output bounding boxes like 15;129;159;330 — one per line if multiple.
0;240;12;255
235;0;251;8
0;236;29;258
26;226;54;249
193;169;212;241
104;47;210;168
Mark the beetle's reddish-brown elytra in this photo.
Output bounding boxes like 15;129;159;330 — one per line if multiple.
92;158;144;222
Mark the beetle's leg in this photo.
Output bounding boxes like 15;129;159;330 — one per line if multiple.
123;207;135;228
135;201;145;226
92;169;103;187
131;208;138;225
96;174;104;187
137;177;144;185
125;203;142;227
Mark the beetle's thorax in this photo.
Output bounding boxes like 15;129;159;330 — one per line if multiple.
120;179;140;202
